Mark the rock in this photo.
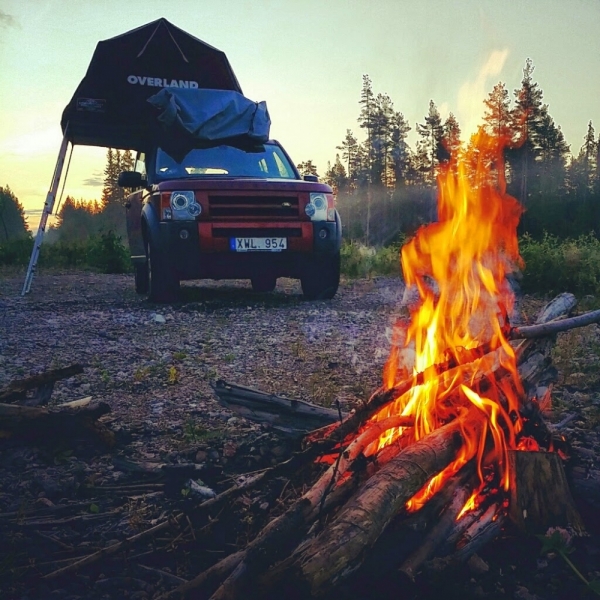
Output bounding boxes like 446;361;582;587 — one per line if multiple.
467;554;489;575
223;441;237;457
515;585;540;600
152;314;166;324
195;450;207;463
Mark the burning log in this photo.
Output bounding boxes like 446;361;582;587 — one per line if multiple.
508;450;584;533
269;415;483;598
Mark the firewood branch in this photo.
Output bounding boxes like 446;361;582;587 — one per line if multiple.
511;308;600;339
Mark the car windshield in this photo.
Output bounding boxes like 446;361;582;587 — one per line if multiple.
155;144;297;180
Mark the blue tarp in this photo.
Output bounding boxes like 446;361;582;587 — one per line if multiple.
147;88;271;144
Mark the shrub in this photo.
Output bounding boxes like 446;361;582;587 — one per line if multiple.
0;232;131;274
0;236;34;266
520;232;600;296
87;231;131;274
341;241;403;278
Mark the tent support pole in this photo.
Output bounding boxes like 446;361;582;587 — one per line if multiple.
21;131;71;296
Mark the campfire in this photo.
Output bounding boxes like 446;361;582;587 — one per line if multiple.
187;128;586;600
367;128;526;517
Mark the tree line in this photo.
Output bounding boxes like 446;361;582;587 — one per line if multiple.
1;58;598;251
306;59;600;245
47;148;134;242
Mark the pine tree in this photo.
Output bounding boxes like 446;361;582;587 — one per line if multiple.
323;155;348;194
336;130;359;186
101;148;119;209
509;59;544;204
535;106;569;196
442;113;461;160
570;121;597;199
296;160;319;177
358;75;375;182
389;111;412;188
416;100;444;184
0;185;28;242
482;82;512;139
371;93;394;186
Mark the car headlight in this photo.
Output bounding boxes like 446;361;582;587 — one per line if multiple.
169;191;202;220
306;193;335;222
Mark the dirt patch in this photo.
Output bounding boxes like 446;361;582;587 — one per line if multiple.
0;270;599;599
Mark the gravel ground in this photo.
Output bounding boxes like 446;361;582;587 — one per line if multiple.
0;270;599;600
0;271;406;439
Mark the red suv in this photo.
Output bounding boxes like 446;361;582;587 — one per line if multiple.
120;141;342;302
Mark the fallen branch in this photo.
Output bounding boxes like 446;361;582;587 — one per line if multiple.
212;380;345;436
511;308;600;339
0;364;84;404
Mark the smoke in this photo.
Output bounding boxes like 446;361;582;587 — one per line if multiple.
457;49;509;139
0;10;18;28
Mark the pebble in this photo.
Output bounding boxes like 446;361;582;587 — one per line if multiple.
467;554;490;575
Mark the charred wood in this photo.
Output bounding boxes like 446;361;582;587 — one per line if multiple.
0;364;85;405
211;380;345;436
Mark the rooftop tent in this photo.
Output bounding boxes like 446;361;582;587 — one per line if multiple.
60;18;242;150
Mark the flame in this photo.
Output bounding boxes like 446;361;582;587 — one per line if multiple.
368;130;526;513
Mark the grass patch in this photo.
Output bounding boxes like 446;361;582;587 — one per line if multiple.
520;232;600;297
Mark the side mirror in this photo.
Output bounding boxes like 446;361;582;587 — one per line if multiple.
303;174;319;182
118;171;146;188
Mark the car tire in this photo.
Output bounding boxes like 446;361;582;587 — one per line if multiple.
301;252;340;300
251;274;277;293
147;238;180;303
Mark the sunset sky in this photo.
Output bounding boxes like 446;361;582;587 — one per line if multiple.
1;0;599;228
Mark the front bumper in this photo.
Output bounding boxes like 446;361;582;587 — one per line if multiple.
158;214;342;281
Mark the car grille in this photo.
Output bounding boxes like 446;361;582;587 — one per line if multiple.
212;227;303;238
208;195;300;219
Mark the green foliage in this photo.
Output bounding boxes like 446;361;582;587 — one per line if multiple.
340;240;403;278
520;232;600;296
0;231;131;273
182;420;221;443
537;527;600;596
0;236;33;266
86;231;130;274
0;185;28;242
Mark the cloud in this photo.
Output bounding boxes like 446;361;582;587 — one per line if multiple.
457;49;509;139
83;172;104;187
0;10;18;28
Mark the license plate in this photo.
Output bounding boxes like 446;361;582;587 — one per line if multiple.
230;237;287;252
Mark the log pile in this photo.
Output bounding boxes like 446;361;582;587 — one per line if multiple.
159;292;594;600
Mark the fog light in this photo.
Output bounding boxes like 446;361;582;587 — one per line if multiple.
319;228;328;239
179;229;189;240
